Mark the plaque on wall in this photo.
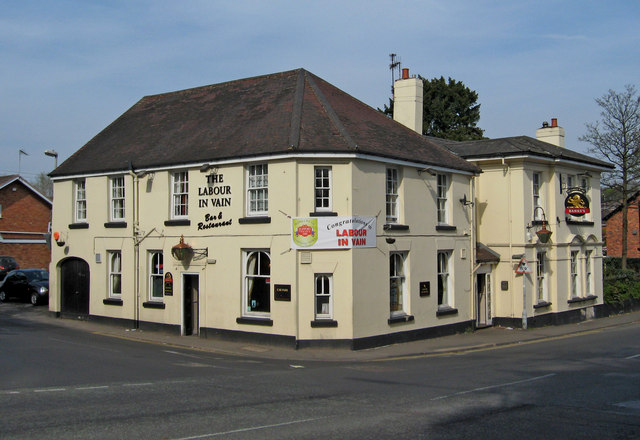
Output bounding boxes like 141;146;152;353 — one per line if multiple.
164;272;174;296
274;284;291;301
419;281;430;297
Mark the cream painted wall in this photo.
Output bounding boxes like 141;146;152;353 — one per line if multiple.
50;157;474;342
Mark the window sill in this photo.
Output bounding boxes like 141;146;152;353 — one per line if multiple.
69;222;89;229
567;295;598;304
238;216;271;224
311;319;338;328
388;314;414;324
566;219;594;226
310;211;338;217
384;224;409;231
164;219;191;227
436;225;456;232
103;298;123;306
436;307;458;317
236;316;273;326
531;220;545;226
104;221;127;228
143;301;166;309
533;301;552;309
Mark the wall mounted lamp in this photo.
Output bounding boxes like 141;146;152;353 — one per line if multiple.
528;207;553;243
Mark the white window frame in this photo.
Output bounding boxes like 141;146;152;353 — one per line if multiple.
389;252;407;316
533;172;542;220
110;176;125;221
247;164;268;216
386;168;399;224
74;179;87;223
108;250;122;298
437;250;453;308
314;274;333;319
585;249;593;296
437;174;449;225
171;171;189;219
149;251;164;301
570;250;580;299
243;250;271;317
314;166;332;212
536;251;547;303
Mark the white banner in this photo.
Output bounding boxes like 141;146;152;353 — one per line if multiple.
291;216;377;250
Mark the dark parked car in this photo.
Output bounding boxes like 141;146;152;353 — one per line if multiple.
0;269;49;305
0;256;19;281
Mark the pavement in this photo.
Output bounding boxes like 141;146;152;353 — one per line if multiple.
8;303;640;362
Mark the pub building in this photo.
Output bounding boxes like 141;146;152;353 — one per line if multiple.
48;68;611;348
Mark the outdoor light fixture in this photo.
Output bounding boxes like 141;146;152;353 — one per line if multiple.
171;235;193;261
530;207;553;244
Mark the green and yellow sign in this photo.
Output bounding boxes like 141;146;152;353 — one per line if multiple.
292;218;318;247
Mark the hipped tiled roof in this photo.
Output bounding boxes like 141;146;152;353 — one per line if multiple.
429;136;613;169
51;69;478;177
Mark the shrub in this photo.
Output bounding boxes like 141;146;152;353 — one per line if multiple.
603;268;640;305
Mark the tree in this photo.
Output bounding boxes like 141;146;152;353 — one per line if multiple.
30;172;53;199
579;84;640;269
381;75;484;141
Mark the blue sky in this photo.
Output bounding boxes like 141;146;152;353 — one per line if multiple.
2;1;639;181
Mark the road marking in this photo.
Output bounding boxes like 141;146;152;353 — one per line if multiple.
169;417;323;440
34;388;66;393
122;382;153;387
76;386;109;391
164;350;201;359
625;354;640;360
431;373;556;401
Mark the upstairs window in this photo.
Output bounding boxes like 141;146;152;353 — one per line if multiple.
171;171;189;218
248;164;268;216
437;174;449;224
386;168;399;224
110;176;125;221
74;179;87;222
314;167;332;212
533;172;542;220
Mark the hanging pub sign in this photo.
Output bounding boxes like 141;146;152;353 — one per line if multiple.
164;272;174;296
564;190;590;216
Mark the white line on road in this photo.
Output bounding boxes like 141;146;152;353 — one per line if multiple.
76;386;109;391
34;388;66;393
170;417;324;440
431;373;556;401
625;354;640;359
122;382;153;387
164;350;202;359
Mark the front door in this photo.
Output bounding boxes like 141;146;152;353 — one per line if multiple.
60;258;90;318
476;272;492;327
183;274;199;336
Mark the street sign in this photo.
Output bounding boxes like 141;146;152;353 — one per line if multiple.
515;257;532;274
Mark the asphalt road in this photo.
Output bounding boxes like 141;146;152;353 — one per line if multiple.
1;302;640;439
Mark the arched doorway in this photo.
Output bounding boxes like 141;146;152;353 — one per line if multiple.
60;258;90;318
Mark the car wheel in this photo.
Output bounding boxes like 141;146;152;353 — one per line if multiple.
0;290;6;302
30;292;39;306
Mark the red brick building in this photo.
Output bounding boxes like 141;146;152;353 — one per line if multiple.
0;175;52;269
603;191;640;258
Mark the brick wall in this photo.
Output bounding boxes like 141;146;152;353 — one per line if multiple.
0;180;52;269
604;200;640;258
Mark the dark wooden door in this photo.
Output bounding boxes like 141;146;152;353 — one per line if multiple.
60;258;90;317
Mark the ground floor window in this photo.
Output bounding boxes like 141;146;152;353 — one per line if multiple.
108;251;121;297
244;250;270;315
570;250;580;299
149;251;163;300
438;251;452;308
536;251;547;303
389;252;407;316
315;274;332;319
585;250;593;296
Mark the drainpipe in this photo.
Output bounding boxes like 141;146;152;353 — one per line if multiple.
128;166;141;329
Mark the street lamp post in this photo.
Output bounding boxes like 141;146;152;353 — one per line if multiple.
44;149;58;168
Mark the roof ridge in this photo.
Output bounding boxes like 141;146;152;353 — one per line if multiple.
306;73;358;151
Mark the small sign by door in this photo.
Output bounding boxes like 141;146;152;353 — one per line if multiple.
164;272;174;296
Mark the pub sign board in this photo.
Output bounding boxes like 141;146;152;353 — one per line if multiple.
164;272;174;296
565;190;590;216
274;284;291;301
419;281;430;297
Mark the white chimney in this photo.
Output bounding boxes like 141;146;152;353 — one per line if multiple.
536;118;565;148
393;68;423;134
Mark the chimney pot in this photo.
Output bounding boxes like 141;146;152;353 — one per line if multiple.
551;118;558;127
402;68;409;80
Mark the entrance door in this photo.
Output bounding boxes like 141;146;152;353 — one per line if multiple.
60;258;90;318
476;272;492;327
183;274;199;336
